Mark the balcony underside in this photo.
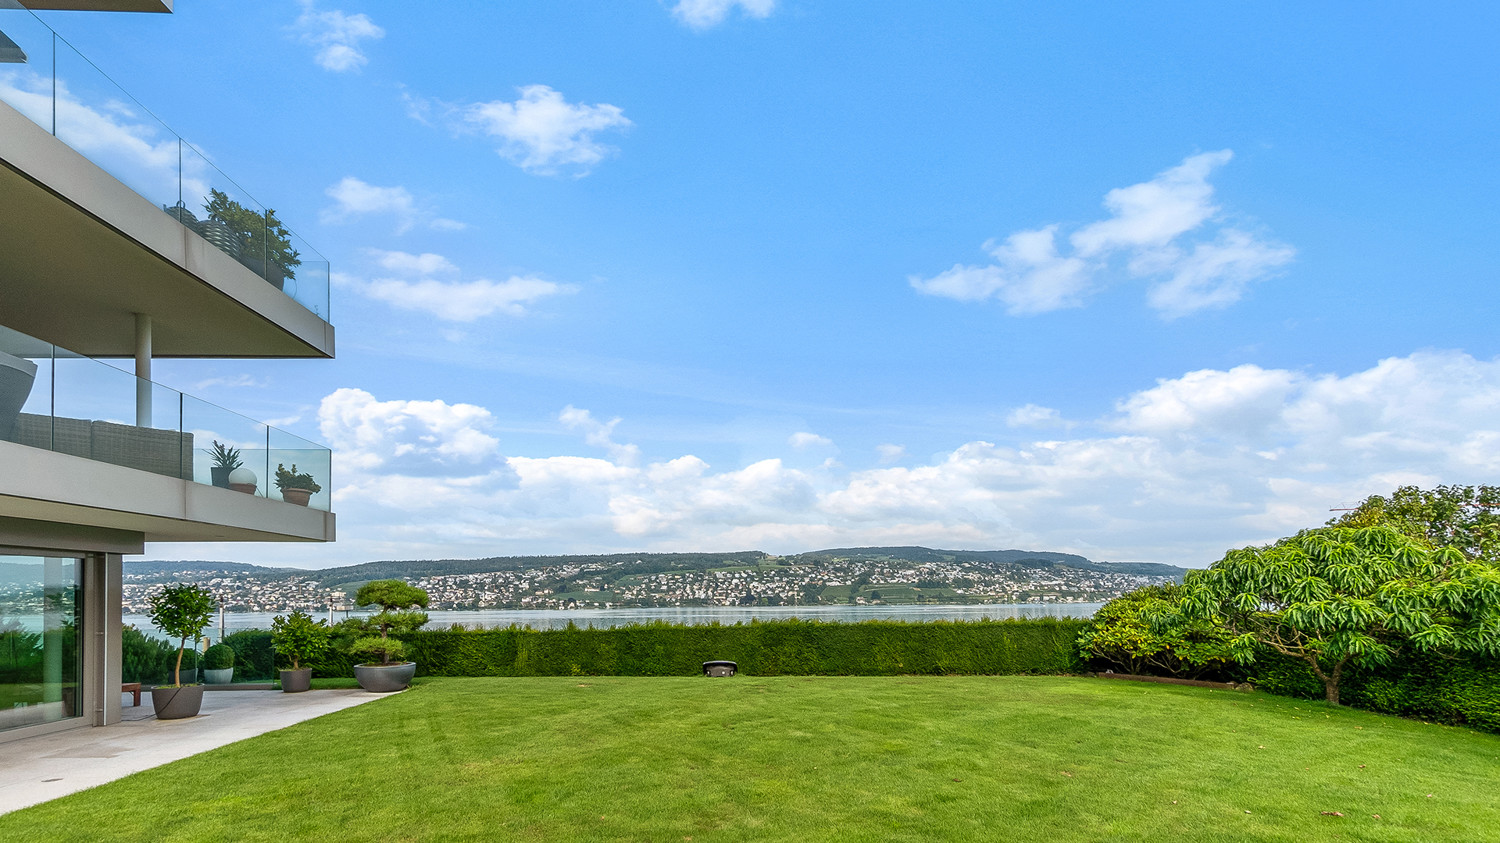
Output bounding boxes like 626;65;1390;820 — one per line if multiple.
0;102;333;359
0;441;335;543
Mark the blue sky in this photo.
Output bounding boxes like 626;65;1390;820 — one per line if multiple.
33;1;1500;567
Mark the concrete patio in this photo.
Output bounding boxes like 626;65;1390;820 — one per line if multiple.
0;688;388;815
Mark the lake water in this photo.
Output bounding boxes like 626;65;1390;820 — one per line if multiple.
121;602;1102;640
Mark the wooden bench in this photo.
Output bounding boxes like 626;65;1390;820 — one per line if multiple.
122;682;142;706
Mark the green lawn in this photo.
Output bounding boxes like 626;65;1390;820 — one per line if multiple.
4;676;1498;842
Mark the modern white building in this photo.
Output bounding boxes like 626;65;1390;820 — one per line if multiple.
0;0;335;742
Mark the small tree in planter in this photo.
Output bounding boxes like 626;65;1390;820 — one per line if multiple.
274;463;322;506
203;642;236;684
348;579;428;692
146;584;216;719
271;611;331;693
204;189;301;286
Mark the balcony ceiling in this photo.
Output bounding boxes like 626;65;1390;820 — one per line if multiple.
0;103;333;359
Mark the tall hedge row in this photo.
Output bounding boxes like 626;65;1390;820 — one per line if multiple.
1250;651;1500;733
299;618;1086;678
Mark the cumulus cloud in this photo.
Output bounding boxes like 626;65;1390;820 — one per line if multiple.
876;444;906;464
911;151;1294;318
293;2;384;72
290;351;1500;567
671;0;777;30
342;249;572;321
407;85;630;176
1006;404;1066;428
321;177;465;233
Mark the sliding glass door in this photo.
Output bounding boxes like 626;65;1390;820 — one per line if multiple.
0;554;82;732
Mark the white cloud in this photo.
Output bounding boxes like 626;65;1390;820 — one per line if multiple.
876;444;906;464
293;2;384;72
671;0;777;30
1006;404;1065;428
457;85;631;176
560;406;642;466
343;249;573;321
297;351;1500;568
789;431;833;448
363;276;568;321
321;177;462;233
912;151;1293;318
193;374;268;391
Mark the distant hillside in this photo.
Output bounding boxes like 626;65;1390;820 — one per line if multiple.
127;547;1187;586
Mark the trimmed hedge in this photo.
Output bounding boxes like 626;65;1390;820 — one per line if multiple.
1250;651;1500;733
303;618;1087;679
223;630;276;680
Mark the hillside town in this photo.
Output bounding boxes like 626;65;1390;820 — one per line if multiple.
119;554;1175;613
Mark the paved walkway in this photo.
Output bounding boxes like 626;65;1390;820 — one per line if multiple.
0;689;388;815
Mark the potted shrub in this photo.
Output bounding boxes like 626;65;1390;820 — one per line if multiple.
274;463;322;506
147;584;215;719
349;579;428;692
271;610;331;693
209;440;242;489
203;189;301;290
203;642;235;684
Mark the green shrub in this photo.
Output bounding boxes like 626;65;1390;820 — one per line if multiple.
270;611;332;671
203;643;235;670
121;626;176;684
223;630;275;680
1076;584;1234;678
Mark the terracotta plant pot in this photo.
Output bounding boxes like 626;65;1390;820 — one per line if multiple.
280;487;312;506
228;482;257;494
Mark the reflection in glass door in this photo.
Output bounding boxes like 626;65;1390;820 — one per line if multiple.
0;554;83;732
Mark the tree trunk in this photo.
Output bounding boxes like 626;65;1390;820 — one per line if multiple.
1307;656;1345;705
174;637;186;687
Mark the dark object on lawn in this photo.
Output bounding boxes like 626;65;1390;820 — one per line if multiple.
703;660;737;677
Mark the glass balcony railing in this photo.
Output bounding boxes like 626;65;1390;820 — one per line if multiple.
0;325;332;512
0;2;330;321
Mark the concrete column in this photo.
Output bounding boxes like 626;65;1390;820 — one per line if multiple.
134;313;151;427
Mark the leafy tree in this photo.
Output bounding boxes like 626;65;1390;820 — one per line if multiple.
1175;525;1500;704
1077;584;1233;677
147;584;216;686
350;580;429;665
204;188;301;279
271;611;332;671
1327;484;1500;564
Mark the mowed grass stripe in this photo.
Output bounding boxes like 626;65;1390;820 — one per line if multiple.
2;676;1496;842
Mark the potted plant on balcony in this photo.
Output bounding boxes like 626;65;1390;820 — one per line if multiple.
147;584;216;719
209;440;242;489
203;642;235;684
271;610;331;693
203;189;301;291
274;463;322;506
349;580;428;693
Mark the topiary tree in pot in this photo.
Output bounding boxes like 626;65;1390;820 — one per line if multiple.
203;642;236;685
271;610;332;693
146;584;216;719
348;579;428;692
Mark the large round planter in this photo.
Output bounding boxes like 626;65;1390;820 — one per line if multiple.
151;685;205;720
280;668;312;693
280;487;312;506
204;668;234;685
354;662;416;693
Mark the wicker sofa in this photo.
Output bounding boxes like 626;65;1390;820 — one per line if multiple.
8;413;193;480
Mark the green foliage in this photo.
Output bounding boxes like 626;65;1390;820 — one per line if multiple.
223;630;275;680
356;580;430;611
209;440;242;471
270;611;331;671
1327;484;1500;564
203;189;301;279
121;625;177;684
1177;525;1500;704
302;618;1086;678
350;635;407;665
0;618;42;684
203;643;236;670
273;463;322;494
1076;584;1234;677
147;584;216;686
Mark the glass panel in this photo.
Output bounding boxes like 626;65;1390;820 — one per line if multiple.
270;426;330;511
283;229;330;320
52;36;180;215
182;393;269;496
0;2;56;134
181;143;275;288
0;554;83;733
